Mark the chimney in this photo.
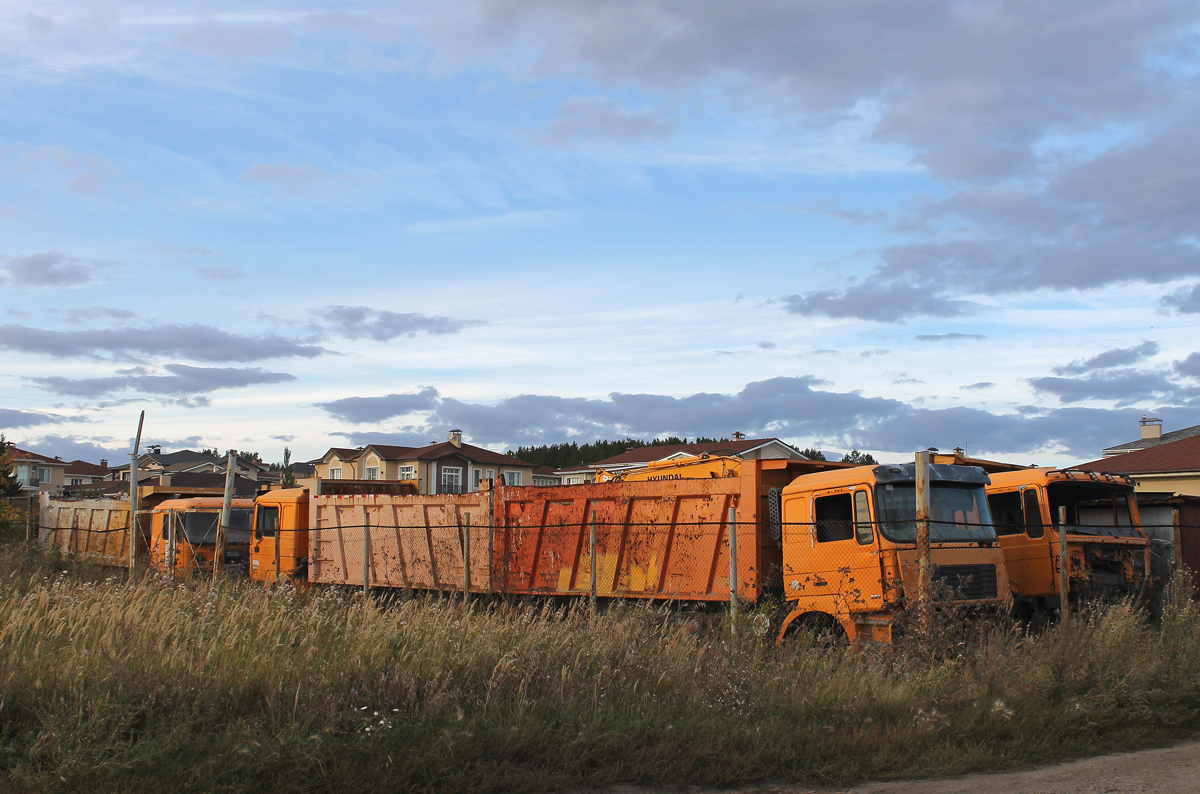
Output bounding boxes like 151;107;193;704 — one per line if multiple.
731;431;746;440
100;459;108;468
1140;415;1162;441
449;429;463;448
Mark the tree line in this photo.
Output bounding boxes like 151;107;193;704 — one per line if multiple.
509;437;877;468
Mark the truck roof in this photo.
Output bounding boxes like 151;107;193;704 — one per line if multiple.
988;468;1136;489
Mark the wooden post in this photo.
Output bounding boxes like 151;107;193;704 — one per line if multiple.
167;509;176;576
1058;504;1069;625
129;410;144;573
25;496;32;544
915;451;933;611
129;452;139;572
728;505;739;609
362;507;371;598
589;510;598;614
463;513;472;603
215;450;236;581
274;520;282;586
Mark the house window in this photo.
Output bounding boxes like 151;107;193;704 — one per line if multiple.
329;467;342;479
441;467;463;494
397;465;415;481
71;478;82;486
364;466;380;480
38;467;51;484
502;470;522;486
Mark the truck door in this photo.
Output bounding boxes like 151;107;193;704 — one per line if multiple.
782;488;883;615
253;504;279;583
988;488;1052;598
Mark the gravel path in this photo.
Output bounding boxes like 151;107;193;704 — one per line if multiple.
586;739;1200;794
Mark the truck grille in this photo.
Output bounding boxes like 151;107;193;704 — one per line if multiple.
933;564;998;600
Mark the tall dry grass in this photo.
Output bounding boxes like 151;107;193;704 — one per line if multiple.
1;545;1199;794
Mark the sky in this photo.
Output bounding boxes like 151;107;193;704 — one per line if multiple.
2;1;1200;468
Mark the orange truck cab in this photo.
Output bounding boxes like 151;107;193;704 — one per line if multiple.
150;497;254;577
777;462;1009;644
250;488;310;585
985;469;1153;609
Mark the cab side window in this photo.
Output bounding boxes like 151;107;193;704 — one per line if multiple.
987;492;1023;535
256;505;279;539
853;490;874;545
814;493;854;542
1023;489;1044;538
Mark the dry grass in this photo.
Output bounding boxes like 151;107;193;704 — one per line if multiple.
1;545;1199;794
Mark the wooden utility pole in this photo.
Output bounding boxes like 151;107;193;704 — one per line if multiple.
915;450;933;610
129;411;144;574
215;449;236;581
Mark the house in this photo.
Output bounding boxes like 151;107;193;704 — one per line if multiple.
556;464;597;485
109;448;267;482
314;431;539;495
312;448;364;480
587;434;812;479
531;466;561;486
4;445;69;495
64;459;112;488
1102;416;1200;457
1072;432;1200;497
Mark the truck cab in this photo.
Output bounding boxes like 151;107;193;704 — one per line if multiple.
777;463;1010;644
249;488;310;585
986;469;1152;609
150;497;254;577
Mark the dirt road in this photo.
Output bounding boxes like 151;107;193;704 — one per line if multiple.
592;739;1200;794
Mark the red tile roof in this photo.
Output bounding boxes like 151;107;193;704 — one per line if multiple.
8;447;66;465
1073;433;1200;474
64;460;110;476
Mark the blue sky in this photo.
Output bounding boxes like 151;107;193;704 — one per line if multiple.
3;1;1200;466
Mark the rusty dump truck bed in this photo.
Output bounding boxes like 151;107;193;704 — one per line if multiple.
304;461;838;600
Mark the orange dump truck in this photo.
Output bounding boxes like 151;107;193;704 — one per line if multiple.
252;458;1007;643
985;468;1155;609
150;497;255;577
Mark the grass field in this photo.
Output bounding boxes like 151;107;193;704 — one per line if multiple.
1;538;1199;794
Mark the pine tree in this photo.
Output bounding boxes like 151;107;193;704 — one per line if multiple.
281;447;296;488
841;449;878;465
0;435;25;498
799;447;826;461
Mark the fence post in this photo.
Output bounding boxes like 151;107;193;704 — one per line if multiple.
1058;504;1069;626
26;496;33;544
274;520;282;586
463;513;472;604
129;452;140;574
215;450;236;581
589;510;598;614
728;505;739;610
363;507;371;598
914;450;933;612
167;509;176;576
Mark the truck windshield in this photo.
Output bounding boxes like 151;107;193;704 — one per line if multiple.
182;509;253;545
875;483;998;544
1048;482;1143;539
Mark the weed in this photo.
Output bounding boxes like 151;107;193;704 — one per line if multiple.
0;549;1198;794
